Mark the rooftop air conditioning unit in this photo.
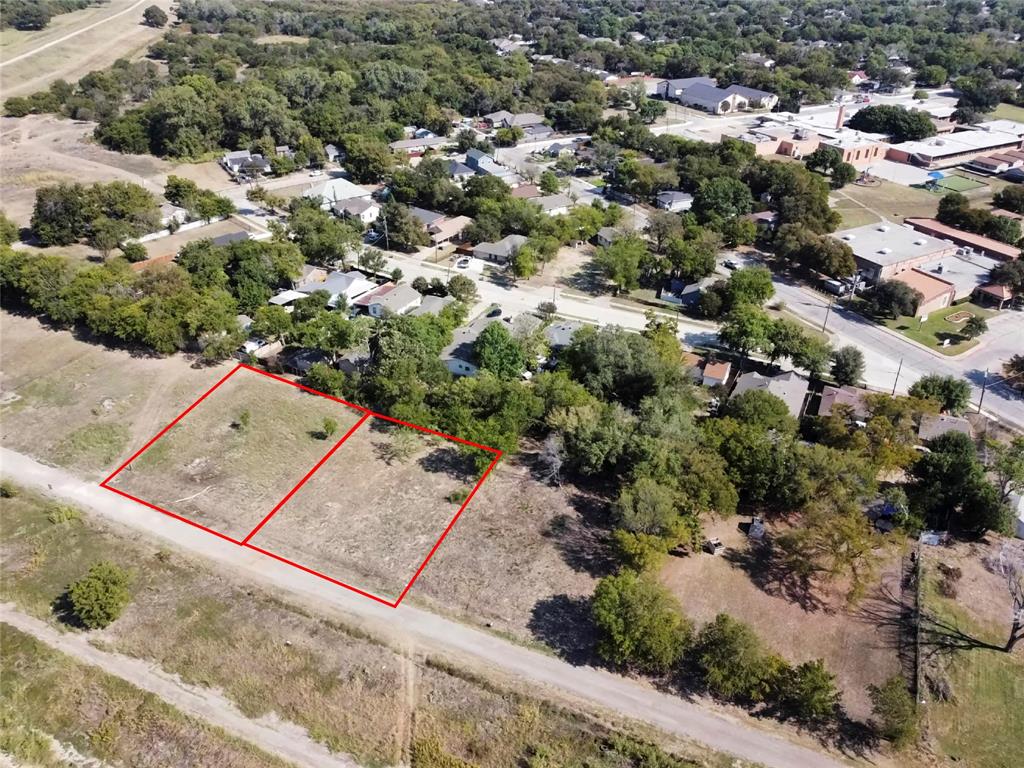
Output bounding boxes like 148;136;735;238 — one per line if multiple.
877;225;890;232
914;239;927;245
843;234;855;240
878;247;892;254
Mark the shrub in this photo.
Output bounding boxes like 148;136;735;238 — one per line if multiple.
868;676;919;748
67;562;132;629
46;504;81;524
446;488;471;504
0;480;17;498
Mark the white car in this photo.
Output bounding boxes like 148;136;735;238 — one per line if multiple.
309;169;324;177
456;258;470;269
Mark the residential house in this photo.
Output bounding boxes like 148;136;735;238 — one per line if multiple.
656;77;717;101
427;215;473;246
739;53;776;69
511;184;541;199
440;315;503;376
277;348;329;376
544;320;583;351
388;135;452;156
333;198;380;226
410;294;456;317
447;160;476;185
304;177;373;211
655;190;694;212
744;210;780;232
465;149;517;183
353;283;422;318
818;385;871;418
701;359;732;388
522;123;556;140
221;150;272;178
473;234;529;264
268;289;308;309
410;207;447;231
848;70;870;85
918;414;973;442
159;203;188;227
732;370;810;419
535;193;573;216
324;144;341;163
295;269;377;308
595;226;623;247
275;145;295;159
545;142;575;157
484;111;547;130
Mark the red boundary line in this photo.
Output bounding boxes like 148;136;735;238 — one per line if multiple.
99;364;501;608
240;412;370;544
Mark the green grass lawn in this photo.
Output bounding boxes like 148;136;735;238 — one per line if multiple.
988;103;1024;122
922;568;1024;768
881;302;994;356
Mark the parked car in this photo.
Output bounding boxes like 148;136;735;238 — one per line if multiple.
309;169;324;177
722;258;740;270
487;306;502;317
456;258;470;269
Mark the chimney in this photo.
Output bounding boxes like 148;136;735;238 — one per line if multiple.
836;104;846;131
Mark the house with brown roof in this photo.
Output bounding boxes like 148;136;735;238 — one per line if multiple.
890;269;956;317
818;385;871;418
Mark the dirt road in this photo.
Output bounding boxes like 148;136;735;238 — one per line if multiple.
0;603;358;768
0;447;850;768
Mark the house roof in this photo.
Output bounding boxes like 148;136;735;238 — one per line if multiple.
732;370;809;418
662;77;716;91
891;269;956;305
335;198;379;216
305;177;371;204
410;207;446;228
703;360;732;380
448;160;474;177
918;414;973;441
358;283;422;313
473;234;528;259
832;220;953;268
818;385;870;417
269;289;307;306
441;315;502;364
656;190;693;204
389;136;451;151
297;270;376;304
725;84;775;100
597;226;623;242
904;218;1021;260
429;215;473;241
680;83;734;104
409;294;456;316
545;320;583;349
535;193;573;212
977;283;1013;300
511;184;541;199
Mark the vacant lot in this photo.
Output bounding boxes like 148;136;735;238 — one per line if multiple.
108;366;365;542
1;624;289;768
834;181;940;224
659;517;904;719
0;485;712;768
248;418;494;601
0;0;173;99
143;218;263;259
920;539;1024;768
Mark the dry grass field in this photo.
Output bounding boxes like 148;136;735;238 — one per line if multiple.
247;418;494;601
1;315;604;639
659;517;904;720
0;0;173;99
107;367;365;542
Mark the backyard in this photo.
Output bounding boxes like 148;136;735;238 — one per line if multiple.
881;302;995;356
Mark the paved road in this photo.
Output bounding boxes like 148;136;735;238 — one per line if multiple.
0;448;848;768
728;252;1024;431
0;603;358;768
0;0;152;68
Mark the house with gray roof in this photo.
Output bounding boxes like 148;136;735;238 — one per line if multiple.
655;190;694;212
440;315;503;376
353;283;422;318
484;111;546;129
410;294;456;317
410;207;447;229
534;193;573;216
473;234;529;264
676;82;748;114
545;320;583;350
465;148;517;183
304;177;372;211
656;77;717;101
447;160;475;184
732;370;810;419
295;269;377;308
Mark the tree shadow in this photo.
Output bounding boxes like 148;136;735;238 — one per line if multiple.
542;492;618;578
527;594;599;665
560;260;608;296
51;590;85;629
722;539;830;613
416;445;478;482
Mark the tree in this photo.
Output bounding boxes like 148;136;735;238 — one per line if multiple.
693;177;753;222
380;201;429;250
342;135;393;182
594;235;645;295
848;106;936;143
67;562;132;629
982;544;1024;652
446;274;477;304
358;248;387;275
724;266;774;307
591;571;692;673
993;185;1024;215
473;322;524;380
120;241;148;263
868;676;919;748
719;304;773;362
142;5;169;27
830;346;865;386
539;170;561;195
694;614;780;703
962;315;988;339
723;390;796;433
0;211;18;245
510;246;538;281
250;305;293;343
866;280;923;319
775;660;840;723
988;436;1024;506
908;374;971;414
791;337;833;379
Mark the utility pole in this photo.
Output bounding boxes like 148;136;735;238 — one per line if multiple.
891;357;903;395
821;295;834;332
978;369;988;413
382;209;390;252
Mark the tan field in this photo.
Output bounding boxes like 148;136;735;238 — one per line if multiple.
0;0;174;99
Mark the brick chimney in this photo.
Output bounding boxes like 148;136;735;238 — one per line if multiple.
836;104;846;131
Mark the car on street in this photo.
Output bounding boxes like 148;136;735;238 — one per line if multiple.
309;169;324;177
456;258;470;269
723;259;740;270
487;306;502;317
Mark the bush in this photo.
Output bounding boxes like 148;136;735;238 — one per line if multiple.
446;487;470;505
592;570;691;673
868;676;919;748
67;562;132;629
0;480;17;498
46;504;81;524
694;613;780;702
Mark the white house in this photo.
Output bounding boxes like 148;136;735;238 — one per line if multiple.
354;283;422;318
333;198;380;226
294;269;376;308
534;193;573;217
440;316;503;376
655;190;694;212
304;177;372;211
